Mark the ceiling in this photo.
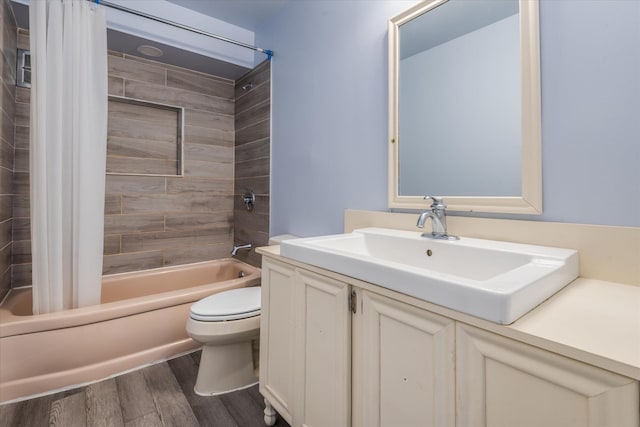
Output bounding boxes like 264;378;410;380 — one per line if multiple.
10;0;287;80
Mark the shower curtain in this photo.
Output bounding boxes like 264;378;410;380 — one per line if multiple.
29;0;108;314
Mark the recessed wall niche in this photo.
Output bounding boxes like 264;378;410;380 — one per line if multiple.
107;96;184;176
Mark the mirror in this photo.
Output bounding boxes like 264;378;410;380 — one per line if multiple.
388;0;542;214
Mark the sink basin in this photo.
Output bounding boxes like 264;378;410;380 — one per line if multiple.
280;227;579;324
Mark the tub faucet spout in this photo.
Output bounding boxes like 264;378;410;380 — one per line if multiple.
231;243;252;256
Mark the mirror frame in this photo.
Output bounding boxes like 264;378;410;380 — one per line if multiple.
388;0;542;214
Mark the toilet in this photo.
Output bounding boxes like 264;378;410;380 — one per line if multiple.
186;286;261;396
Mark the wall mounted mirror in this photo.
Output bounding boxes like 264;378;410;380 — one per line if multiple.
388;0;542;214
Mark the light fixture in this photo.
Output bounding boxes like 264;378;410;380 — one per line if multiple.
136;45;163;57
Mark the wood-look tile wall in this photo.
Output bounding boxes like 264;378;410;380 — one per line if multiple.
11;33;240;284
10;29;30;287
233;61;270;267
0;0;16;300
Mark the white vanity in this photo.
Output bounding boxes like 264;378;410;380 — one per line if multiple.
257;230;639;427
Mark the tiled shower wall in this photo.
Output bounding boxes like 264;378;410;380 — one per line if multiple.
10;31;269;286
0;0;16;301
100;53;236;275
233;61;270;267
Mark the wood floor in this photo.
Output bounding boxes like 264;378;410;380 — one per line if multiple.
0;351;290;427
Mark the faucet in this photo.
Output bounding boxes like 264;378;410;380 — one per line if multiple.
231;243;252;256
417;196;459;240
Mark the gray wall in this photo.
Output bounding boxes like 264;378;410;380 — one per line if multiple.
258;0;640;237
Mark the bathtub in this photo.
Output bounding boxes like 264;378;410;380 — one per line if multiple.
0;258;260;403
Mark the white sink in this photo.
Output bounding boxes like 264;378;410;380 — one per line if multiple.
280;227;579;324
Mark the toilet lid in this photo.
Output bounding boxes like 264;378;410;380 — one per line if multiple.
190;286;261;321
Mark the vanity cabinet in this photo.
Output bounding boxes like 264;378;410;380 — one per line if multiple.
456;324;640;427
260;259;352;427
261;258;457;427
260;260;351;427
352;288;455;427
259;255;640;427
293;269;351;427
259;259;296;425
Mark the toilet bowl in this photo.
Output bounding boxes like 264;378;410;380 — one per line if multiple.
186;286;261;396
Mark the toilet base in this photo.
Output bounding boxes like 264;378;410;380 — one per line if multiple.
194;341;257;396
194;379;259;397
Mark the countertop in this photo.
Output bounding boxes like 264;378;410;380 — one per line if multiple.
258;245;640;380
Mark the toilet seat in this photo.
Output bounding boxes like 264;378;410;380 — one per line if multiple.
190;286;261;321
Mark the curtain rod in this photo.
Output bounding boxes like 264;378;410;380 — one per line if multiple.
94;0;274;60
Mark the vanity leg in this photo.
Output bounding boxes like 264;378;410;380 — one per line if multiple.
264;398;277;426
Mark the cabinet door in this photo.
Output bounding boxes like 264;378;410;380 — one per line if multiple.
293;269;351;427
354;289;455;427
457;323;640;427
260;259;296;424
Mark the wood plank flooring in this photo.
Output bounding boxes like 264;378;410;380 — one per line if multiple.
0;351;290;427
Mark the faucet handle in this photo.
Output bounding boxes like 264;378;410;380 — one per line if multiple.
424;196;446;209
